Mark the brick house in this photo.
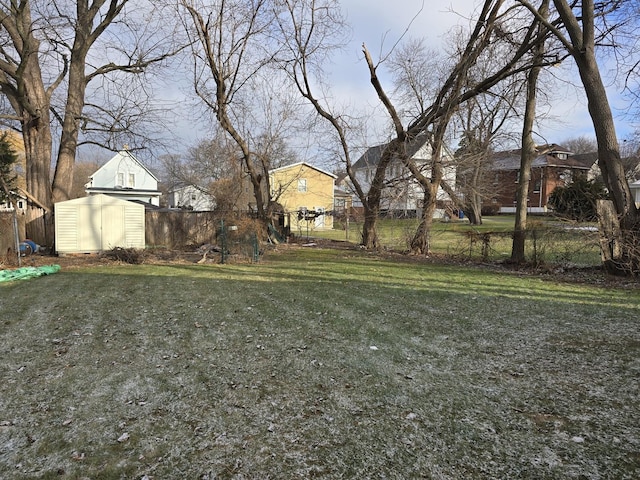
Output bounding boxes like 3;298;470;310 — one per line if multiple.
488;144;597;214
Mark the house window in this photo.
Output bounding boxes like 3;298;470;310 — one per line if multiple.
298;178;307;192
117;172;125;186
515;171;520;183
335;198;345;213
128;173;135;187
533;179;541;193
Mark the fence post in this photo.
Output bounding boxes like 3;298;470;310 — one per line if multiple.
12;209;20;266
220;219;226;264
252;233;259;262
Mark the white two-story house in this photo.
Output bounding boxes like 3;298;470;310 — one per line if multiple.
349;133;455;218
85;149;162;206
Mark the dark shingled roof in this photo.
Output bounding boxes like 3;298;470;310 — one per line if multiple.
352;133;430;169
490;144;597;171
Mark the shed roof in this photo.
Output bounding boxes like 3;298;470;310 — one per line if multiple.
55;193;143;207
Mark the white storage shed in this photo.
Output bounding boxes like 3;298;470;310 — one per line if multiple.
55;194;145;254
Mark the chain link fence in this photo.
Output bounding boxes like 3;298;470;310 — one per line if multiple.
325;211;603;268
145;210;266;264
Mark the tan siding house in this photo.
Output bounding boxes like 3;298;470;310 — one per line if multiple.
270;162;336;231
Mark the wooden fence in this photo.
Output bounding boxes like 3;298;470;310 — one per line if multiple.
0;210;25;265
145;210;221;248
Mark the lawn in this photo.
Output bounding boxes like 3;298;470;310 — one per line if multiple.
314;215;602;266
1;246;639;479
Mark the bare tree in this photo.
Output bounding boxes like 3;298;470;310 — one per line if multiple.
0;1;58;244
448;41;527;225
517;0;640;273
179;0;300;225
0;1;177;246
453;90;521;225
162;127;298;212
385;1;555;254
562;135;598;154
162;130;240;189
273;0;381;241
278;0;559;252
512;0;550;264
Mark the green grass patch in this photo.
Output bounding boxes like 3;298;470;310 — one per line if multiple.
1;248;638;478
316;215;601;265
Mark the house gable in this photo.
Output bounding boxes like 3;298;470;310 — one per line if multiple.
350;133;455;215
86;150;162;206
269;162;336;230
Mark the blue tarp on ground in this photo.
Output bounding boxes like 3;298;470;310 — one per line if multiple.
0;265;61;283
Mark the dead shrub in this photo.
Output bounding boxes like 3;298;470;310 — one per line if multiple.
101;247;147;264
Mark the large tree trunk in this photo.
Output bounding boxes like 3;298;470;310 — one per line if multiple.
511;145;534;263
0;1;56;247
465;178;483;225
465;199;482;225
53;0;127;201
52;54;87;203
575;34;640;274
550;0;639;273
596;199;640;275
359;142;399;250
596;199;624;274
576;54;638;228
23;129;54;247
408;129;446;255
22;72;54;247
361;205;379;249
511;0;547;264
410;188;437;254
552;0;638;227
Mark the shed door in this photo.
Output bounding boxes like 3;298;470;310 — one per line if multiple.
101;205;126;250
78;204;102;251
